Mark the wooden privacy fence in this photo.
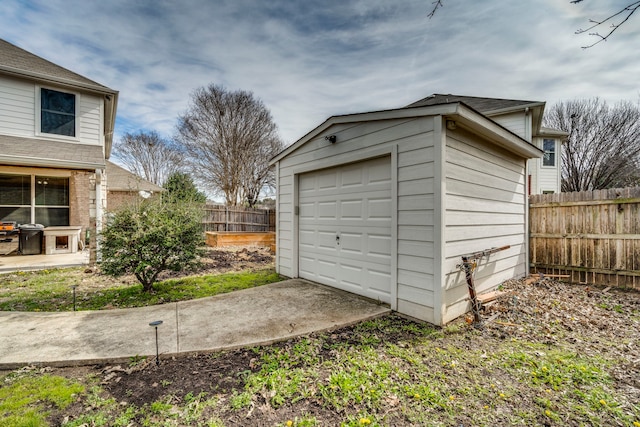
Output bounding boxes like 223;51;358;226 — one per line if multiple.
529;187;640;289
202;205;275;232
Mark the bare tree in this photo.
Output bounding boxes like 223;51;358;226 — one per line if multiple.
427;0;443;18
572;1;640;48
426;1;639;47
112;131;183;186
175;84;283;207
544;98;640;192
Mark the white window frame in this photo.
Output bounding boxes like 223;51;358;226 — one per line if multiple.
542;138;556;168
0;171;70;226
35;86;80;141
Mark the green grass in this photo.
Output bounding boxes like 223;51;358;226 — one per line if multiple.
0;268;282;311
1;314;639;426
220;316;640;426
0;372;84;427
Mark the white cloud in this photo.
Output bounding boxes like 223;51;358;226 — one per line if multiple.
0;0;638;147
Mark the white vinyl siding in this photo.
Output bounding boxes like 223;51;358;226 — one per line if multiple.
275;165;294;278
491;112;526;140
396;134;436;321
0;76;34;135
0;75;103;146
442;128;527;323
528;137;561;194
538;168;559;193
78;95;102;143
276;116;436;321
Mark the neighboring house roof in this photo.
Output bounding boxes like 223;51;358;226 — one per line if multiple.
407;94;545;114
106;161;164;193
408;94;547;138
0;38;119;159
0;134;105;169
539;126;569;138
271;102;542;165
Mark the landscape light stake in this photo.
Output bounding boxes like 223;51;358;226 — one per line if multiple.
70;285;78;311
149;320;163;366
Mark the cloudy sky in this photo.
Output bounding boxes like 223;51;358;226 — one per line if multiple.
0;0;638;146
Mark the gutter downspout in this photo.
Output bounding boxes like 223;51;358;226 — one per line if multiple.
525;160;531;279
524;107;532;142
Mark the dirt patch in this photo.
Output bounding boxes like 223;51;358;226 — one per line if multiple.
481;278;640;399
57;246;275;292
156;246;274;280
99;349;259;407
4;277;639;426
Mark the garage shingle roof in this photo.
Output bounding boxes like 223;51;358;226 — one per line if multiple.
407;94;543;113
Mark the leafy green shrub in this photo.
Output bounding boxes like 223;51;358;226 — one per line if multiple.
100;198;204;291
163;171;207;204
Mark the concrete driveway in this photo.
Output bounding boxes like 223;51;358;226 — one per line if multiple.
0;279;390;369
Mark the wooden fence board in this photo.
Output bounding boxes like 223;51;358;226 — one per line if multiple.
201;205;275;232
530;187;640;289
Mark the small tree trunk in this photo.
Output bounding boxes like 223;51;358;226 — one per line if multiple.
136;272;155;293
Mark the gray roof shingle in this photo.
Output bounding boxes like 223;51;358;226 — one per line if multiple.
407;94;543;113
106;161;165;193
0;134;105;169
0;38;115;94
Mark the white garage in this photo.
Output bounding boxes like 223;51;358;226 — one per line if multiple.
298;156;393;303
271;99;542;325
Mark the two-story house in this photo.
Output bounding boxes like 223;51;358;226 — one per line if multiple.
0;38;118;253
407;94;568;194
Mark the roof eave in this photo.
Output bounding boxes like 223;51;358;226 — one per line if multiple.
452;105;543;159
481;101;546;117
0;154;106;170
0;65;117;96
270;103;542;165
269;104;461;165
538;127;570;138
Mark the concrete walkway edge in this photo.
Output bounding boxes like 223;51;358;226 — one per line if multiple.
0;280;391;369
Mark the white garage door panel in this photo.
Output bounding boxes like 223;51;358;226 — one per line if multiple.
298;156;392;303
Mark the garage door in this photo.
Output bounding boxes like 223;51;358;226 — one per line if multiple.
298;156;392;303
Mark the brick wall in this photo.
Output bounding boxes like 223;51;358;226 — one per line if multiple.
107;191;143;212
69;170;96;251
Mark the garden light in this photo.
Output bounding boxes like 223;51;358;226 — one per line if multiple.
149;320;163;366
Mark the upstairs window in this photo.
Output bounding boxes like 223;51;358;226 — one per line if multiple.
41;88;76;137
543;139;556;167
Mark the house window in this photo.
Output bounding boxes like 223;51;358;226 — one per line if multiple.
40;88;76;137
0;174;31;224
0;174;69;226
543;139;556;167
35;176;70;225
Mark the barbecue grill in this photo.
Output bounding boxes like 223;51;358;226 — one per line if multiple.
0;221;19;255
0;222;45;255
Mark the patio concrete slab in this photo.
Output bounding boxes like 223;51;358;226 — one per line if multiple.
0;249;89;272
0;279;391;369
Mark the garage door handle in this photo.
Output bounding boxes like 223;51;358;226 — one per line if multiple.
336;235;340;245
